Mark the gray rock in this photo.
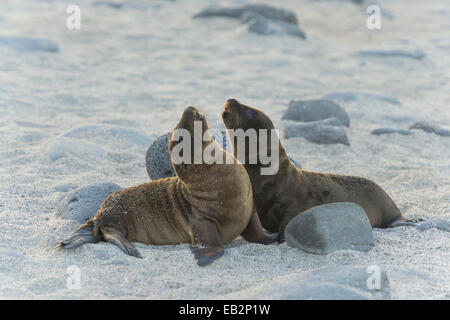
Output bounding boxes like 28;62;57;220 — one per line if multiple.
356;49;425;60
0;36;59;53
285;202;375;254
283;119;350;146
56;182;122;223
146;129;231;180
145;133;174;180
193;4;298;25
416;218;450;232
283;100;350;127
371;128;413;136
323;91;401;105
220;266;391;300
409;121;450;137
242;12;305;39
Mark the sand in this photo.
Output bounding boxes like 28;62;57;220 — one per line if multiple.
0;0;449;299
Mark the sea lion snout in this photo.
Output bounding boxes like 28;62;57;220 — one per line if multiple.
175;106;208;131
222;99;274;131
222;98;242;129
225;98;240;109
224;98;242;115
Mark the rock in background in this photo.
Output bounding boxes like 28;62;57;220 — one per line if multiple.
356;49;425;60
409;122;450;137
56;182;122;223
285;202;375;254
283;118;350;145
193;4;305;38
371;128;413;136
193;4;298;24
283;100;350;127
241;12;306;39
281;100;350;145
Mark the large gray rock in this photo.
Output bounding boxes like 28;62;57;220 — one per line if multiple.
56;182;122;223
285;202;375;254
146;129;231;180
219;266;391;300
242;12;306;39
283;118;350;145
0;36;59;53
145;133;173;180
283;100;350;127
371;128;413;136
193;4;298;25
409;121;450;137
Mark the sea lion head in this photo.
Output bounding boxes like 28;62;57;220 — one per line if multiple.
222;99;283;176
222;98;275;132
173;106;209;135
169;106;216;180
169;106;212;151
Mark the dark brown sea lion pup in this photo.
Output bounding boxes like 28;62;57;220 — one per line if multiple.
222;99;421;242
58;106;278;265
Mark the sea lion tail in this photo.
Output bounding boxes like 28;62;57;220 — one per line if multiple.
56;222;101;250
387;216;425;228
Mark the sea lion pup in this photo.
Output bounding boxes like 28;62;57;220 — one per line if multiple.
222;99;421;242
58;106;278;266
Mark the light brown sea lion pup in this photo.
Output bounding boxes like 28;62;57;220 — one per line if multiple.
222;99;422;242
58;106;278;266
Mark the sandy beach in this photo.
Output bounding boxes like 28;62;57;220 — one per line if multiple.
0;0;449;299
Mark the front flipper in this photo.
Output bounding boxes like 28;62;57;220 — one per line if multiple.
241;208;279;244
277;215;292;243
190;219;224;266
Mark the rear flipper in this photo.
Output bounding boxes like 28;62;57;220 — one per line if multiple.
250;232;280;245
241;208;280;244
102;227;143;258
57;224;142;259
191;219;224;266
388;216;425;228
56;223;101;250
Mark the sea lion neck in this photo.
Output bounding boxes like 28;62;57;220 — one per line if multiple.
243;143;293;185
